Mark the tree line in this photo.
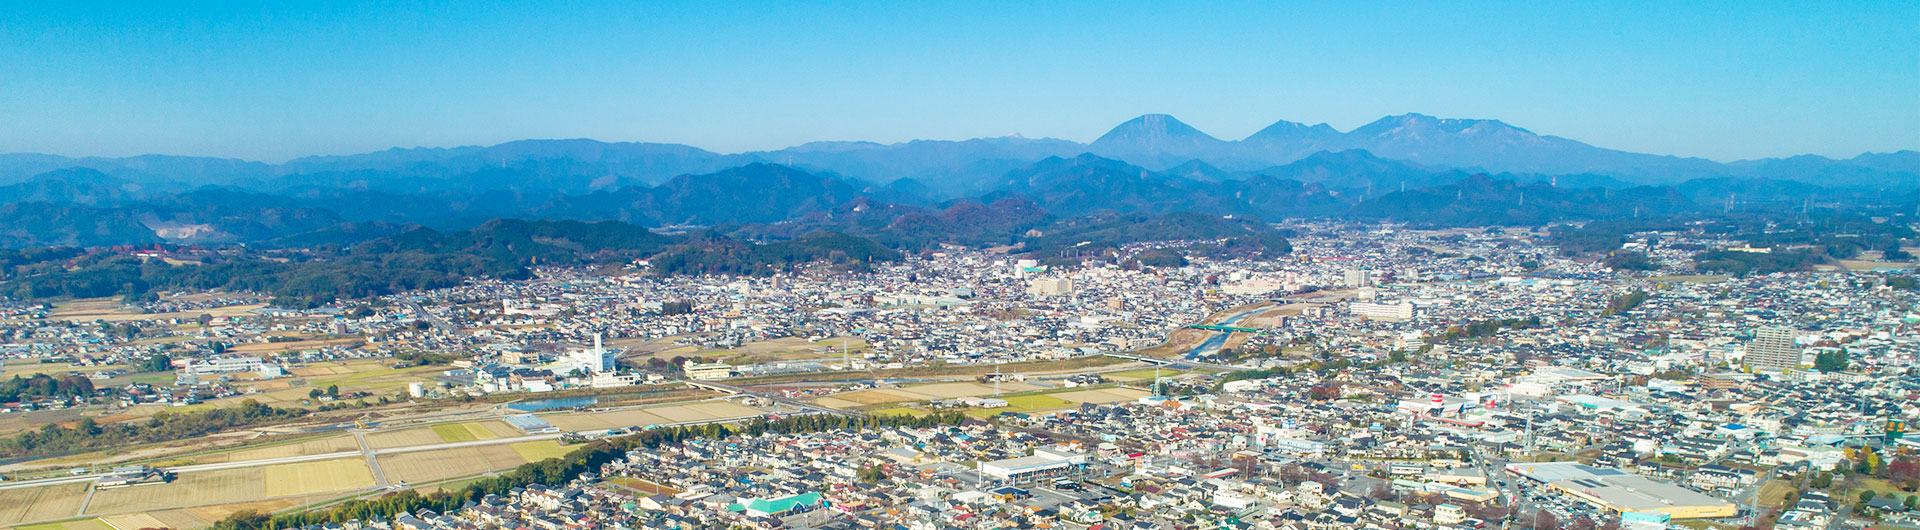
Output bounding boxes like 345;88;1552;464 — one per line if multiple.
215;411;970;530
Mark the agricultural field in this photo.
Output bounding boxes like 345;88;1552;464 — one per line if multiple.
820;381;1044;407
260;458;376;497
644;402;764;423
1049;387;1151;405
87;468;263;515
430;421;511;442
1103;367;1187;381
508;440;573;461
366;426;444;449
16;519;114;530
0;482;91;525
227;336;362;355
198;435;361;463
47;298;265;323
379;444;524;484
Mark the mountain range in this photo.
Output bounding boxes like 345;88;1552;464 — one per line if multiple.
6;113;1915;196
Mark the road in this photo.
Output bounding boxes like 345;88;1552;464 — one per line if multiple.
403;298;458;333
354;430;390;488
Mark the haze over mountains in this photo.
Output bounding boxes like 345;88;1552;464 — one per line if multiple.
1;112;1916;248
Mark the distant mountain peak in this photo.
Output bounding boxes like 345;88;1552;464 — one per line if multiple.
1092;114;1224;147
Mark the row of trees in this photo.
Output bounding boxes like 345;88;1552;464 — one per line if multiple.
0;399;305;458
216;412;971;530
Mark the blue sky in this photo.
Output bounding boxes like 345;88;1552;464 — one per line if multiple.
2;1;1914;162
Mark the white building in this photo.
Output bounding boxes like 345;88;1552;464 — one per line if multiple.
1351;301;1415;320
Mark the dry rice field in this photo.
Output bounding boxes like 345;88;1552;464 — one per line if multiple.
508;440;574;462
98;513;171;530
1051;387;1151;404
379;444;524;484
0;482;90;525
198;435;360;463
261;458;375;497
87;468;259;515
366;427;446;449
48;298;264;323
824;381;1043;405
646;402;763;423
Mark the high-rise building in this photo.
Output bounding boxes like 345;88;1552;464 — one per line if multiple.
1028;277;1075;296
1344;269;1372;287
1745;326;1801;373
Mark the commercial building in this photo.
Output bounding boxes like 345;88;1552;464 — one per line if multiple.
1351;301;1414;320
980;448;1087;482
685;361;734;380
1746;326;1801;373
1506;462;1735;519
1028;277;1075;297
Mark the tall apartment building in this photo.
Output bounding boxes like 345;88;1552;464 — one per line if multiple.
1343;269;1373;287
1745;326;1801;373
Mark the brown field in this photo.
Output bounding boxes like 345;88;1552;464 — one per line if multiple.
0;482;91;525
49;298;265;323
646;402;763;423
508;440;574;461
379;445;525;484
366;427;445;449
262;458;375;497
200;435;360;463
827;381;1042;405
99;513;171;530
160;499;299;529
1051;387;1151;404
813;397;863;409
16;519;113;530
88;468;265;514
229;337;361;355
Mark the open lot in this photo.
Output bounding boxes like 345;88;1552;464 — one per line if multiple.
0;482;91;525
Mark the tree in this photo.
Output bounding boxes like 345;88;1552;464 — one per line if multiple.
308;389;323;399
1814;349;1850;372
1860;490;1877;503
325;385;339;398
1532;510;1560;530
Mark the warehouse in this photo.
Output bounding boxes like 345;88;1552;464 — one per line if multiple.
505;414;560;434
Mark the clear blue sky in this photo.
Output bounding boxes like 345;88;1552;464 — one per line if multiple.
2;1;1915;162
